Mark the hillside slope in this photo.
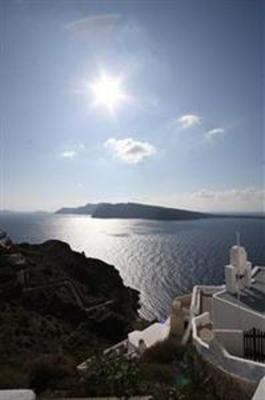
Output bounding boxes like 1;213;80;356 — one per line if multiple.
0;240;139;360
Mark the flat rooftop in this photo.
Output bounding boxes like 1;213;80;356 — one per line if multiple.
216;267;265;315
128;319;170;349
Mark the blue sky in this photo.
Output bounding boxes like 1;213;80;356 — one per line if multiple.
1;0;264;212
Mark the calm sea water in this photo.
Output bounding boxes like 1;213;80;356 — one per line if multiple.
0;213;264;320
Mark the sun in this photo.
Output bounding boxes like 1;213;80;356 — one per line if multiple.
90;71;127;114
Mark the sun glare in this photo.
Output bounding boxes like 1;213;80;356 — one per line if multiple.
90;72;127;114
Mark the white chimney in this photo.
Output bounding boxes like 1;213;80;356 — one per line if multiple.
225;243;252;293
225;264;237;294
230;245;248;276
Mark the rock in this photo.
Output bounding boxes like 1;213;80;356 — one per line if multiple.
0;240;140;358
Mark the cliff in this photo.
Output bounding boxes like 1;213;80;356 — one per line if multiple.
0;240;139;360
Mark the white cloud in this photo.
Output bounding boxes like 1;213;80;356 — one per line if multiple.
60;144;85;160
60;150;77;159
177;114;201;129
189;188;264;212
192;188;264;203
66;14;120;40
144;188;264;213
104;137;157;164
205;128;225;140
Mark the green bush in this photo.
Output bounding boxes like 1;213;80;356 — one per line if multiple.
26;355;77;394
82;353;141;397
142;338;184;364
139;362;176;385
0;363;27;389
132;317;153;331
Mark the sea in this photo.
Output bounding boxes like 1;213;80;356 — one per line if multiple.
0;213;264;320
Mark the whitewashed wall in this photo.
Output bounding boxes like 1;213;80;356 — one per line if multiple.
213;296;265;331
192;312;265;383
214;329;243;357
252;376;265;400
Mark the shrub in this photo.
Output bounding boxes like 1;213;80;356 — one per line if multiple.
26;355;77;394
82;353;141;397
139;362;176;385
132;318;153;331
142;338;184;364
0;363;27;389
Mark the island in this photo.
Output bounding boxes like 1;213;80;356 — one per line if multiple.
56;201;211;220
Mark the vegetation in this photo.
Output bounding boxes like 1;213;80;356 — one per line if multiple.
0;332;256;399
40;339;252;400
0;362;27;390
82;353;141;397
26;355;77;395
132;316;155;331
141;337;184;364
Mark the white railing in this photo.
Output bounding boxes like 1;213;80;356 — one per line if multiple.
191;286;201;316
103;339;128;356
192;312;211;349
77;339;138;373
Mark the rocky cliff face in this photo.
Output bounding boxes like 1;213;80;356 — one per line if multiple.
0;240;139;359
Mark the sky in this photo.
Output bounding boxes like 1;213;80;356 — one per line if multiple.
0;0;264;212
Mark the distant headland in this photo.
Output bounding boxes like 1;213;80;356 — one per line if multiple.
55;202;264;221
56;202;211;220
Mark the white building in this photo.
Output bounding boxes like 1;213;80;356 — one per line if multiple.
128;320;171;355
190;242;265;385
213;244;265;332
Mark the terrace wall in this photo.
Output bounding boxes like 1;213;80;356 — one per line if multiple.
213;295;265;331
192;312;265;383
